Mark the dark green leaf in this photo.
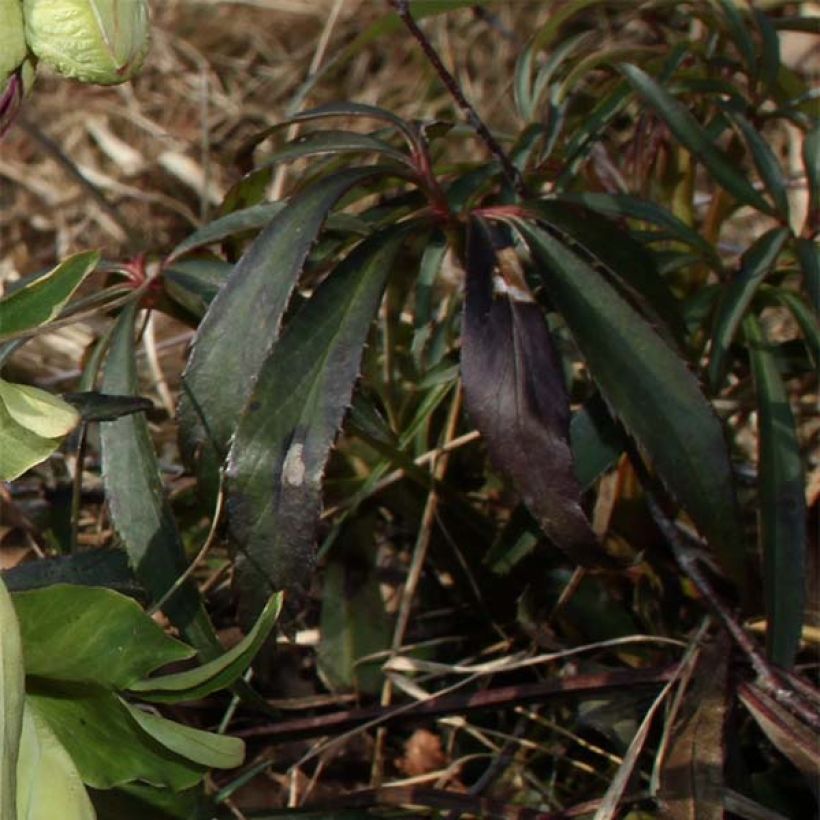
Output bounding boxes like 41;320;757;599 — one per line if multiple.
708;227;790;392
178;167;395;505
128;593;282;703
717;0;756;77
764;287;820;367
162;259;232;319
535;199;687;347
168;203;285;261
795;237;819;312
744;316;806;669
460;219;610;567
317;516;391;695
571;394;626;490
61;391;154;423
227;223;414;614
28;689;206;790
12;585;193;688
254;130;409;171
516;219;745;586
558;192;720;268
0;251;99;341
1;550;138;595
101;303;220;658
620;64;775;215
754;9;781;97
730;112;790;218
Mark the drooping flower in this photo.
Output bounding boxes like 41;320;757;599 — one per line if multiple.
23;0;150;85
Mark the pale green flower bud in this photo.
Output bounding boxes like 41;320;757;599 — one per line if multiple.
0;0;27;81
23;0;150;85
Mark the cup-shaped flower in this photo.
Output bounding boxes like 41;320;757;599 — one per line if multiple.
23;0;150;85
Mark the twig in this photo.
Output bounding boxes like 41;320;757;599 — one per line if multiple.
639;478;820;732
389;0;528;198
18;114;136;244
235;665;675;743
372;383;463;783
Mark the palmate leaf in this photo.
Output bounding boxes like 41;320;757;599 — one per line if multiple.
101;303;220;658
226;222;418;615
178;167;397;505
460;218;610;567
744;316;806;669
26;690;205;791
12;585;194;689
513;219;745;587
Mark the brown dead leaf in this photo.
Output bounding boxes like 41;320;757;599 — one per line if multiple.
395;729;447;777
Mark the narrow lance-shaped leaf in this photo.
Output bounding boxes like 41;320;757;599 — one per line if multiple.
0;250;99;341
744;316;806;669
515;218;745;587
128;592;283;703
620;64;775;216
226;223;416;616
178;166;395;504
708;227;790;392
0;574;24;820
101;302;220;658
460;218;610;567
731;112;790;219
122;701;244;771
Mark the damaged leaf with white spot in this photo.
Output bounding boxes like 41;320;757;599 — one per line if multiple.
226;223;416;617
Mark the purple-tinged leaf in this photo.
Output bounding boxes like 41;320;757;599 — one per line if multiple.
514;219;745;587
460;218;610;567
